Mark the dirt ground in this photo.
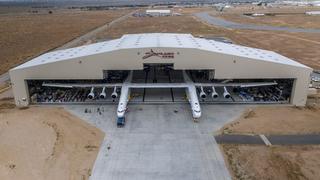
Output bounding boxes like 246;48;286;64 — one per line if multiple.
216;5;320;29
0;8;130;75
217;29;320;70
96;14;225;39
222;144;320;180
221;104;320;135
0;103;104;180
0;87;12;100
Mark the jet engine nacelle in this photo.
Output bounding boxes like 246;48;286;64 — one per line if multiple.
87;87;95;100
211;86;219;99
99;87;106;99
111;87;118;99
199;86;207;99
223;86;231;99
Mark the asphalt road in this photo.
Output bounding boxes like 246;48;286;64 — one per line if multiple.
269;135;320;145
215;134;264;144
66;104;248;180
194;12;320;33
216;134;320;145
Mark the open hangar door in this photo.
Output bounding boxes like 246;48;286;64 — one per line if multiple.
26;65;293;104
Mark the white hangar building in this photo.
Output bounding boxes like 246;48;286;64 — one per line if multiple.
9;33;312;125
146;9;171;16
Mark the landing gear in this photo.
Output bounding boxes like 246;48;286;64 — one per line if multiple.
117;117;125;127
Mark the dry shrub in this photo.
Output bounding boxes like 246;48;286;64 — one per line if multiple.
0;102;15;110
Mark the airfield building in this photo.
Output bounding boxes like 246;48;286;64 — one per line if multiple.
306;11;320;15
9;33;312;124
146;9;171;16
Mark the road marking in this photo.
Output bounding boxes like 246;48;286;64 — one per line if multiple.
259;134;272;146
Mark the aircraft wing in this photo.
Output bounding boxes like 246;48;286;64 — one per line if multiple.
42;82;123;88
128;83;188;88
195;82;277;88
42;82;190;88
42;82;277;88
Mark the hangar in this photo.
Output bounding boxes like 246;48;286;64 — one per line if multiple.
146;9;172;16
9;33;312;126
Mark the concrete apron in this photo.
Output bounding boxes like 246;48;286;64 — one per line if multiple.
66;104;247;180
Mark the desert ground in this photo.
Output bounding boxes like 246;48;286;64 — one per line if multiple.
221;105;320;135
220;29;320;70
96;12;224;39
222;144;320;180
219;97;320;180
0;8;131;75
0;102;104;180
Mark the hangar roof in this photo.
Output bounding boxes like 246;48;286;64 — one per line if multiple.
13;33;310;70
146;9;171;13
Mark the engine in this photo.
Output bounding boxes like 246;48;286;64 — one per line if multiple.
99;87;106;99
199;86;207;99
111;87;118;99
211;86;219;99
223;86;231;99
87;87;95;100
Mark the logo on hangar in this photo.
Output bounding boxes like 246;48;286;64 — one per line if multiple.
142;49;175;59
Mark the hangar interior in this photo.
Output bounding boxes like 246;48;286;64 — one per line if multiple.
27;66;294;104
